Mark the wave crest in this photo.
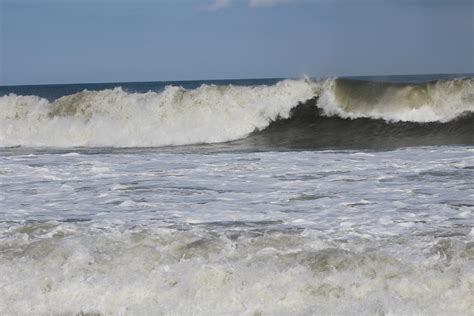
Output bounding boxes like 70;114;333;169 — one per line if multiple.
319;77;474;122
1;77;473;148
0;80;317;147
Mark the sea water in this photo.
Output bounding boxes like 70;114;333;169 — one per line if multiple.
0;75;473;314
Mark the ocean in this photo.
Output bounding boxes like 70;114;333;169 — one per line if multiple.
0;75;473;314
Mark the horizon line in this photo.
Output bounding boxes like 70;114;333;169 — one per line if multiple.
1;72;473;88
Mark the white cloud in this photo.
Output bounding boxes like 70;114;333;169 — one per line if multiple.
249;0;295;7
207;0;232;11
206;0;296;11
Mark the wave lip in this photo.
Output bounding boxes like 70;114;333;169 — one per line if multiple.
1;77;473;149
319;77;474;123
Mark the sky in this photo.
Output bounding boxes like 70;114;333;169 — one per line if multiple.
0;0;473;85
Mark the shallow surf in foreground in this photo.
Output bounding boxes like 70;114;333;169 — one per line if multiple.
1;147;473;314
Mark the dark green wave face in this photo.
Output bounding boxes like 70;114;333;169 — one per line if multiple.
235;77;474;151
238;98;474;151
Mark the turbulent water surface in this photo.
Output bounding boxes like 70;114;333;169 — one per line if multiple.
0;75;473;314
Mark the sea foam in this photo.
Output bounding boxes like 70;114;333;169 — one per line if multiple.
1;78;473;148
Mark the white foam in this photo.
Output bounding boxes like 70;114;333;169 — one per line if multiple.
0;146;473;314
0;222;472;315
1;78;472;148
0;80;317;147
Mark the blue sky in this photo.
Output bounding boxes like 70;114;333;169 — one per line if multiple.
0;0;473;85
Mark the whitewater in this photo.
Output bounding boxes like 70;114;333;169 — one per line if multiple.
0;75;473;315
1;77;473;148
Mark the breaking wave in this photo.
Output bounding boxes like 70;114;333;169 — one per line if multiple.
1;77;473;148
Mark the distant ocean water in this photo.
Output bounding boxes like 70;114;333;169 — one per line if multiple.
0;74;473;314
